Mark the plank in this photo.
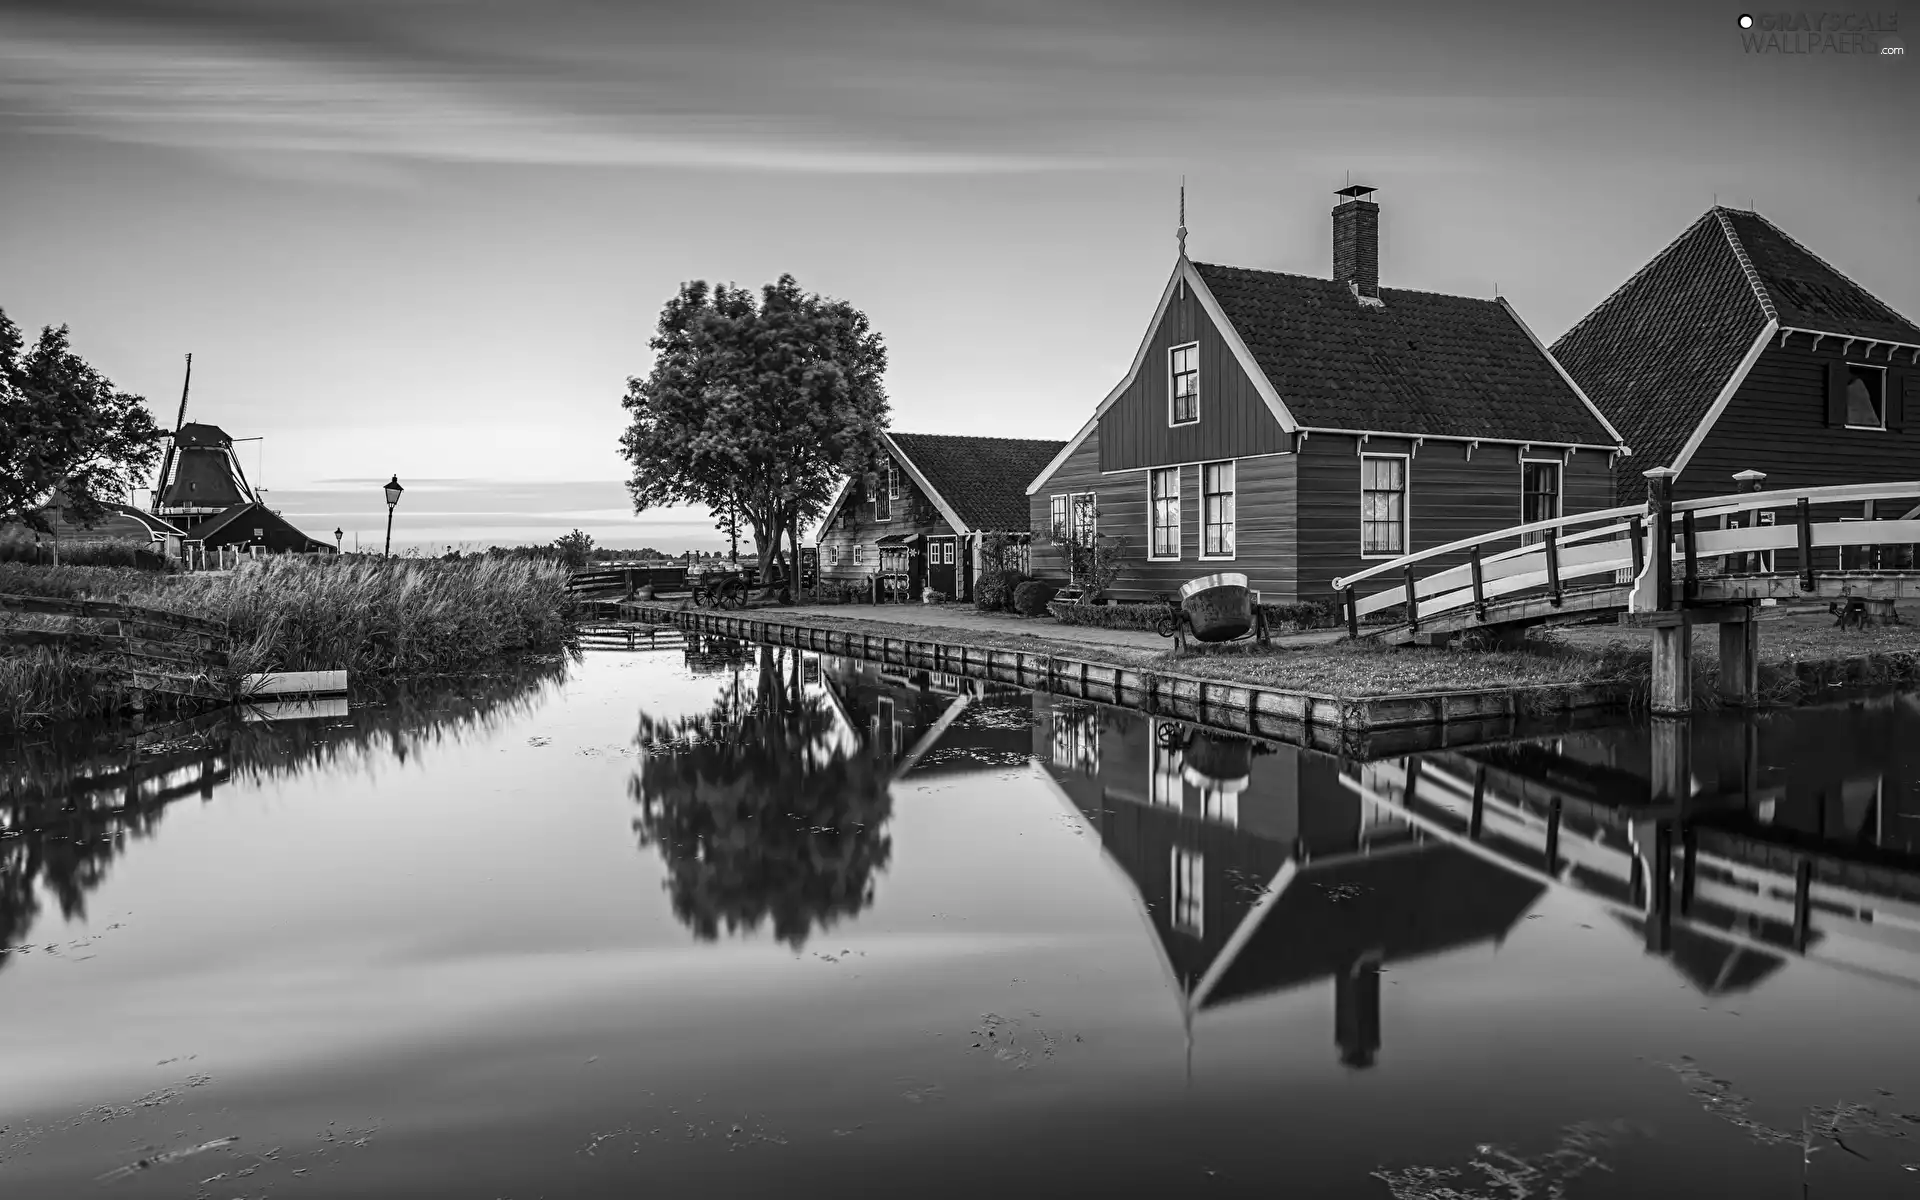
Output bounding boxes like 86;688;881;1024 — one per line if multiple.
239;670;348;696
0;593;228;636
0;628;229;666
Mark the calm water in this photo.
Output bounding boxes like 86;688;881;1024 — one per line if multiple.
4;637;1920;1198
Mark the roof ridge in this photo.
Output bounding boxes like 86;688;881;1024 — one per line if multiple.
1553;209;1725;349
1193;259;1506;306
1730;207;1919;332
1713;208;1779;324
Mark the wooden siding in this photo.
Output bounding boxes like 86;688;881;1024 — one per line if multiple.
1029;421;1301;601
1097;276;1290;472
1297;435;1614;603
1678;345;1920;503
817;456;955;591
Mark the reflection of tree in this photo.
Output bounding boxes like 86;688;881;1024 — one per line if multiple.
631;644;892;948
0;656;570;968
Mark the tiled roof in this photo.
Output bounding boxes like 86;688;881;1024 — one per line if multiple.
1191;262;1618;447
1720;209;1920;344
1551;207;1920;502
1550;212;1771;501
888;433;1066;533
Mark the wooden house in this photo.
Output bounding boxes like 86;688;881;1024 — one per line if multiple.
1024;186;1626;603
7;494;188;557
816;432;1065;602
187;501;336;555
1551;206;1920;506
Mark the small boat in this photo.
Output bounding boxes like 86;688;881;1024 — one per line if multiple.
1178;572;1254;643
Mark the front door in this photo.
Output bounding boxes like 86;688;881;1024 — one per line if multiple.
928;536;956;597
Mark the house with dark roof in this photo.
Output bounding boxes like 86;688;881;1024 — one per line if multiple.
815;432;1065;602
187;500;337;555
1026;186;1627;603
1552;206;1920;506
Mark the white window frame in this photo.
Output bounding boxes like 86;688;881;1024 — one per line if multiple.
853;543;865;566
1519;455;1563;547
1148;466;1181;561
826;544;839;567
1168;342;1200;427
1049;494;1070;541
888;460;903;500
1844;363;1888;431
1359;452;1411;560
1199;460;1236;561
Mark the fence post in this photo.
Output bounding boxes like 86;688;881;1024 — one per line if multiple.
1796;497;1816;591
1629;515;1644;581
1543;527;1563;607
1732;470;1767;574
1470;545;1488;620
1402;565;1420;633
1681;510;1698;601
1644;468;1676;611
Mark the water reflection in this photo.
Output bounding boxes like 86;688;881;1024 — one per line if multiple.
0;658;569;967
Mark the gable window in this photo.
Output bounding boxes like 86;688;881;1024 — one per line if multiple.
1846;364;1886;429
1201;461;1235;558
1149;467;1181;560
874;465;892;522
1050;494;1070;540
1520;459;1562;546
1361;455;1408;557
1169;343;1199;425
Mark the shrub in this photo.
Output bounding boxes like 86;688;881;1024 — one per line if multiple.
1011;579;1060;616
1260;597;1343;631
1050;601;1167;631
975;567;1026;612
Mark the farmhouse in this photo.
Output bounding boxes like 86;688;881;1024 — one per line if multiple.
1025;187;1626;605
1551;206;1920;506
816;432;1065;602
151;420;336;555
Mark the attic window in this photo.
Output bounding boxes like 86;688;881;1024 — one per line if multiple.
1845;365;1885;429
1169;343;1199;425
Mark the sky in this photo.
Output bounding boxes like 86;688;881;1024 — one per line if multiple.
1;0;1915;552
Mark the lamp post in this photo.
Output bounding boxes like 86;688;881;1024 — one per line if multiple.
334;527;344;555
383;475;404;556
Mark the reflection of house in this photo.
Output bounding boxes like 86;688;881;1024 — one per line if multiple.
1035;698;1544;1068
815;653;1033;778
816;432;1065;603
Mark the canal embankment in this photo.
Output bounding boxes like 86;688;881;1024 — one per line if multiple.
0;557;578;733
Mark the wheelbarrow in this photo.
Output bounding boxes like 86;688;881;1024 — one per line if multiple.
1153;572;1271;652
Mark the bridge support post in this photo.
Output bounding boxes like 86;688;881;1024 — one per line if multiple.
1716;605;1760;705
1651;624;1691;715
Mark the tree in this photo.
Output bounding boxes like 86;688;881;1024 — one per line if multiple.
619;275;889;584
553;527;594;569
0;310;165;533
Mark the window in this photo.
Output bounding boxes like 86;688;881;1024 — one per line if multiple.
874;469;892;522
888;461;902;500
1170;342;1199;425
1361;455;1407;557
1072;492;1097;545
1521;459;1562;545
1170;848;1204;937
1149;467;1180;559
1201;461;1235;558
827;545;839;567
853;543;865;566
1846;364;1886;429
1050;495;1069;541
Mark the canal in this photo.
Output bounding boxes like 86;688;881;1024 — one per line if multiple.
2;635;1918;1197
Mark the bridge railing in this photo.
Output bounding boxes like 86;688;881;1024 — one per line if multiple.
1333;477;1920;637
1332;503;1644;635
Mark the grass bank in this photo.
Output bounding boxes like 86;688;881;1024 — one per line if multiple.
0;557;577;733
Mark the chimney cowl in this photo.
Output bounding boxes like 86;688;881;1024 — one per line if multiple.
1333;185;1380;302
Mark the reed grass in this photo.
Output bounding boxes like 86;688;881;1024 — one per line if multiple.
0;556;577;733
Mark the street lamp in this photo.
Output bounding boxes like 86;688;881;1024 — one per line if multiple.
334;527;343;555
383;475;404;556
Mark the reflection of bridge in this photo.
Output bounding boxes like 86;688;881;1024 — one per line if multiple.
1333;477;1920;713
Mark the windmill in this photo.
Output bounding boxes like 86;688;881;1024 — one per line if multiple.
149;354;260;529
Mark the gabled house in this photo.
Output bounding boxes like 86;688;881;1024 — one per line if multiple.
1025;186;1627;604
1551;205;1920;505
8;494;188;557
816;432;1065;602
187;500;336;555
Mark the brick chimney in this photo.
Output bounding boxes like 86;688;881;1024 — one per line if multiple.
1333;184;1380;300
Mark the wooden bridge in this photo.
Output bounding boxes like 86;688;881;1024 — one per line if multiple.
1334;471;1920;713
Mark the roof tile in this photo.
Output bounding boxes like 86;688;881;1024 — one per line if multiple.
887;433;1066;532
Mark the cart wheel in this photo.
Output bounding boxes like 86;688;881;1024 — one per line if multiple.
725;583;747;610
1153;615;1179;639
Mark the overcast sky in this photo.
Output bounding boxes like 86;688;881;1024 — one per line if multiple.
1;0;1914;550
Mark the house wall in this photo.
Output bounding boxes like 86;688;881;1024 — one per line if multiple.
816;462;955;593
1028;421;1301;601
1296;434;1615;604
1678;344;1920;503
1097;274;1291;472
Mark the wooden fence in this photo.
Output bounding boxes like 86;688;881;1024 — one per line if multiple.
0;593;232;699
